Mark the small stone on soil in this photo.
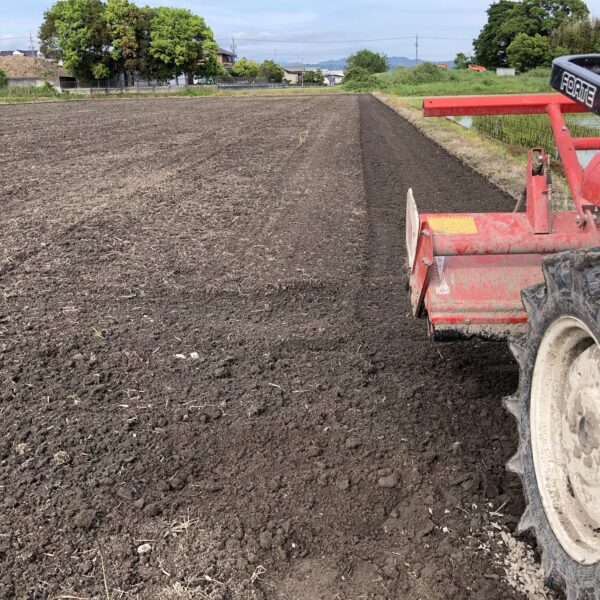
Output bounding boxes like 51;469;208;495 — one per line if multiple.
169;476;186;490
137;543;152;555
143;503;162;517
203;406;222;420
73;508;96;530
377;473;399;488
345;437;361;449
417;519;435;538
259;530;272;549
336;476;351;491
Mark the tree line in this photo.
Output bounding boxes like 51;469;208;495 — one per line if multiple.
40;0;223;83
458;0;596;71
40;0;290;84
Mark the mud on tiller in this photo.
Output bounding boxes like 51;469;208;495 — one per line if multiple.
407;55;600;598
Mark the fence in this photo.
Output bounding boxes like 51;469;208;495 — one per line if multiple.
215;77;286;90
7;77;60;89
6;74;289;94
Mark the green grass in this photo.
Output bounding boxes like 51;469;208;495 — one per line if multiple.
377;66;552;97
0;85;84;103
0;83;346;103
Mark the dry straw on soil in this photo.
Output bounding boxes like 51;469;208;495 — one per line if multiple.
0;55;67;78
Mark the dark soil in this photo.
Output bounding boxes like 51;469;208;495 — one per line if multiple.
0;94;527;599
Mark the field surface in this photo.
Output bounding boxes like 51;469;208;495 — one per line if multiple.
0;96;533;599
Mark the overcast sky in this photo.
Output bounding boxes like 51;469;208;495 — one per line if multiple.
2;0;600;64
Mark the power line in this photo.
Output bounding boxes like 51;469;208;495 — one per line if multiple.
216;35;416;44
214;34;473;44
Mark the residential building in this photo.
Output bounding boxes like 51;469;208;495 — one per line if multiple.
282;67;343;86
323;70;344;86
217;48;236;71
282;66;306;85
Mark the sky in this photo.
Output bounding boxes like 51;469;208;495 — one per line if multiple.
1;0;600;64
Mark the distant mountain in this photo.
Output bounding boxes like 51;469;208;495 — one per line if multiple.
282;56;454;70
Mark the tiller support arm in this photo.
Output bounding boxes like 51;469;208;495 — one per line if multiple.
408;92;600;339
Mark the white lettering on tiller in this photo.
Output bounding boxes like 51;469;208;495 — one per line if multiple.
561;71;597;108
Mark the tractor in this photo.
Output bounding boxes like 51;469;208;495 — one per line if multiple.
407;55;600;598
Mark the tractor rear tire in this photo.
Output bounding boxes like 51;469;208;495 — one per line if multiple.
506;249;600;600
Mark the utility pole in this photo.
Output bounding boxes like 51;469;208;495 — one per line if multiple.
29;30;37;62
415;34;419;64
231;36;236;58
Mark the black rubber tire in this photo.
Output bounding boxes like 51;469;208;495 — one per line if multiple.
506;249;600;600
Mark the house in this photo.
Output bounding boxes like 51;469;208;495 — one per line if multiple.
283;66;342;85
217;48;236;71
468;64;487;72
323;70;344;85
435;63;449;69
282;66;306;85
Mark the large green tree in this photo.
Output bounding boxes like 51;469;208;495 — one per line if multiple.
304;69;325;85
149;7;217;84
231;57;260;78
507;32;553;70
39;0;112;80
346;49;389;73
104;0;144;82
474;0;589;68
260;60;284;82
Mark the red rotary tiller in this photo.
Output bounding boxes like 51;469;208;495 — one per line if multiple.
407;56;600;339
407;55;600;598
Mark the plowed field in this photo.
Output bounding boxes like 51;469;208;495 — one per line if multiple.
0;95;531;599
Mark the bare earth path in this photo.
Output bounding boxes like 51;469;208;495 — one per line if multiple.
0;95;530;599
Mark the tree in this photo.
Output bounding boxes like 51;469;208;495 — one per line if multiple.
0;69;7;88
346;49;389;73
149;7;217;84
40;0;219;83
231;57;260;78
551;16;600;54
39;0;112;80
92;62;111;79
507;32;553;70
343;66;380;91
474;0;589;68
454;52;472;69
134;6;161;79
304;69;324;85
104;0;144;83
198;54;228;79
260;60;284;82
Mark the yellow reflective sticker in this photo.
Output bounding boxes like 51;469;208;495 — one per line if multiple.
427;216;478;234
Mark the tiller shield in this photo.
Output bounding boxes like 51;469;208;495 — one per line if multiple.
408;57;600;339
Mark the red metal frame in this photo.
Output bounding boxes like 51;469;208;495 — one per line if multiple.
409;94;600;336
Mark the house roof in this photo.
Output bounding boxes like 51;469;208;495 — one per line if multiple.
217;48;236;57
283;66;313;75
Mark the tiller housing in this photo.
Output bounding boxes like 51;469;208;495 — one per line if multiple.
407;68;600;339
